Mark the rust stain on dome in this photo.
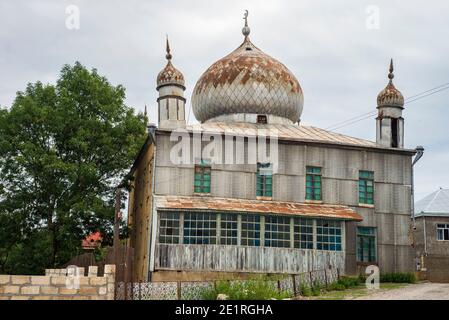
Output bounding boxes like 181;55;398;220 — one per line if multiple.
377;81;404;108
193;38;302;95
157;61;185;88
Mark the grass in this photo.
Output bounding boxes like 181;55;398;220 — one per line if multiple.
200;278;291;300
308;283;408;300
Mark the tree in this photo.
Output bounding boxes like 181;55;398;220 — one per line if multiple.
0;62;147;274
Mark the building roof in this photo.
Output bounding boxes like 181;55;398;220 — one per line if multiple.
158;122;415;153
155;195;363;221
415;188;449;217
82;232;103;250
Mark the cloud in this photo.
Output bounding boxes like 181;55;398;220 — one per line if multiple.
1;0;448;199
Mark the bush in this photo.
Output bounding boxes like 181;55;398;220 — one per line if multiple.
380;272;416;283
200;279;291;300
336;276;361;289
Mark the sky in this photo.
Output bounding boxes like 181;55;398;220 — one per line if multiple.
1;0;448;201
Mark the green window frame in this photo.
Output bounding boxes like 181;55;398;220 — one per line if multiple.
359;171;374;204
356;227;377;262
256;163;272;197
306;166;322;201
194;161;211;193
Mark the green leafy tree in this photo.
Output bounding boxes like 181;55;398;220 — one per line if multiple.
0;62;147;274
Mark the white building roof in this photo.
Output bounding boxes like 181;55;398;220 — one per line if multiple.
415;188;449;217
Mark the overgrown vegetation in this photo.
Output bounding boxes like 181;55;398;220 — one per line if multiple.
201;279;291;300
198;272;417;300
380;272;416;283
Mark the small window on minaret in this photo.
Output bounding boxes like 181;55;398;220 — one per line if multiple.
391;118;399;148
257;115;267;124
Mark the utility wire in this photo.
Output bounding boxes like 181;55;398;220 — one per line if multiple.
325;82;449;131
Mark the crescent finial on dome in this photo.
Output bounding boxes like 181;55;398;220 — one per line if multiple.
242;10;250;38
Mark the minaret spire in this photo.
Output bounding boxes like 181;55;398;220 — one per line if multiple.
165;35;172;61
388;58;394;81
242;10;250;38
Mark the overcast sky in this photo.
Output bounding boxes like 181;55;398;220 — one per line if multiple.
1;0;448;201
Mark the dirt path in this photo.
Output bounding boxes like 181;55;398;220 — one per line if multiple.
354;282;449;300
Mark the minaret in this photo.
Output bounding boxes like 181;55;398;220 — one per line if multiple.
376;59;405;148
156;37;186;129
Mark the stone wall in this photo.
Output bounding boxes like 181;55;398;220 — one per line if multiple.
0;265;115;300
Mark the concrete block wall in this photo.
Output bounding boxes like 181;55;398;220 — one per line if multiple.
0;265;115;300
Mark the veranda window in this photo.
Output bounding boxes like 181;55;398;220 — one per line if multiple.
183;212;217;244
316;220;342;251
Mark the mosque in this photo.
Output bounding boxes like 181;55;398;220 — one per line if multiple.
127;12;419;282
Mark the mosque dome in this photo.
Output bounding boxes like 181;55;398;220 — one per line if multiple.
377;59;404;108
157;39;185;89
192;12;303;123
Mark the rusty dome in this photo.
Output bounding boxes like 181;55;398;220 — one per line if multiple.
157;38;185;89
191;35;304;123
157;61;185;89
377;59;404;108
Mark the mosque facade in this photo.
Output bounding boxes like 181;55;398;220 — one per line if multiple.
127;13;419;282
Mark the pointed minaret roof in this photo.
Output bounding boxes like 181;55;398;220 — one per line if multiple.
377;58;404;108
156;36;185;89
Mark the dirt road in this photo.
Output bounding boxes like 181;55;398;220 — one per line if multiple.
355;282;449;300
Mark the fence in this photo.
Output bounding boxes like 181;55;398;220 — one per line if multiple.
63;245;134;299
115;267;340;300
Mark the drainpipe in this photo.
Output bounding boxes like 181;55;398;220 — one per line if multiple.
411;146;424;229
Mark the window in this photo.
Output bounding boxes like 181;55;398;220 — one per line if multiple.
359;171;374;205
391;118;399;148
257;115;267;124
316;220;342;251
265;216;291;248
306;166;322;201
183;212;217;244
437;224;449;241
357;227;376;262
294;218;314;249
194;161;211;193
256;163;273;197
220;213;238;245
241;214;261;246
158;210;347;252
159;212;180;244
